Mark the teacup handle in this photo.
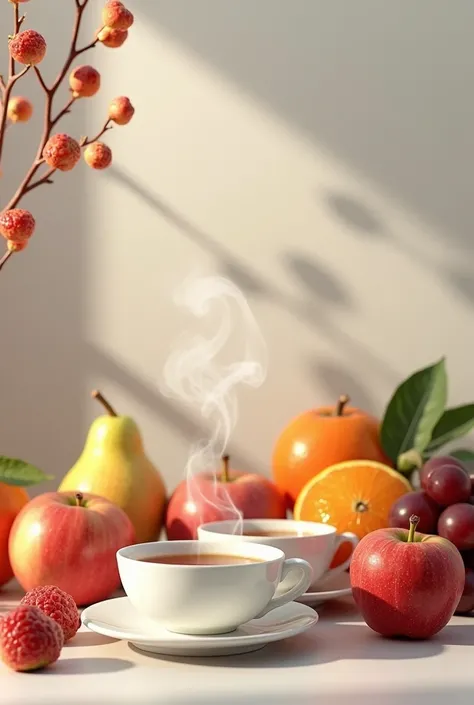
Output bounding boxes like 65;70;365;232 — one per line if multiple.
254;558;313;619
322;531;359;582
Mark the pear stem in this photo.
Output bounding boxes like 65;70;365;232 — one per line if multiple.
407;514;419;543
221;455;230;483
75;492;84;507
92;390;118;417
336;394;350;416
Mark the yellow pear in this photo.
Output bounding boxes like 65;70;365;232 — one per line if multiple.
59;390;167;543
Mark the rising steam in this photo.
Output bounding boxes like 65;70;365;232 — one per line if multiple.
160;273;268;531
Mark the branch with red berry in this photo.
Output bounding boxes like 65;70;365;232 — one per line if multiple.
0;0;135;272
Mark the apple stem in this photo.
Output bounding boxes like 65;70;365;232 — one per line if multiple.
407;514;420;542
75;492;84;507
336;394;350;416
221;455;230;483
91;389;118;417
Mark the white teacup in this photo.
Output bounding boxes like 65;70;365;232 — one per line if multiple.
117;540;313;635
198;519;359;589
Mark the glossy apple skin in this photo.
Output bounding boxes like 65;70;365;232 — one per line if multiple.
350;527;465;639
9;492;135;606
165;471;287;540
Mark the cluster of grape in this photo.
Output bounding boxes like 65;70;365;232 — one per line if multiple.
389;456;474;615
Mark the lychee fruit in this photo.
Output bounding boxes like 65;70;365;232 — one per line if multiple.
0;209;35;244
9;30;47;66
7;96;33;123
21;585;80;642
0;605;63;672
43;133;81;172
96;26;128;48
108;96;135;125
83;142;112;170
69;65;101;99
102;1;134;31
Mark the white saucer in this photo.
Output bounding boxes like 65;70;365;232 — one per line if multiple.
296;571;353;607
81;597;318;657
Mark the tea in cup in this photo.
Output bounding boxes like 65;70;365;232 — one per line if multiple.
116;540;312;635
198;519;358;589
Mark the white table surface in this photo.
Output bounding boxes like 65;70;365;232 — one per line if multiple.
1;582;473;705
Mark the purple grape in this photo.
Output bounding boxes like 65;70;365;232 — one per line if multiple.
388;491;440;533
438;503;474;550
455;568;474;615
424;465;471;506
420;456;468;492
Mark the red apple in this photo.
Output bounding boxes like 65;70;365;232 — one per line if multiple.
166;455;287;540
350;514;465;639
9;491;135;606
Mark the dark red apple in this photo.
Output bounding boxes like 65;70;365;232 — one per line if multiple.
350;515;465;639
9;491;135;606
166;455;287;540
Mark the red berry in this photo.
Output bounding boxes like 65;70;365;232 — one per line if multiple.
423;465;471;506
0;208;35;243
438;503;474;551
102;1;134;31
0;605;63;672
96;26;128;48
21;585;80;642
7;96;33;123
108;96;135;125
43;133;81;172
420;456;467;490
69;65;101;99
84;141;112;170
9;30;47;66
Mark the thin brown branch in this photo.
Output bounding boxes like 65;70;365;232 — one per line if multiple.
9;2;20;77
0;65;31;164
33;66;50;94
81;119;113;147
25;166;56;192
52;96;76;127
0;249;13;272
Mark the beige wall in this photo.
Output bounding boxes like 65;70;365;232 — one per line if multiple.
1;0;474;497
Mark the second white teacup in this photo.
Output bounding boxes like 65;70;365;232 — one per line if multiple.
198;519;358;589
117;540;313;635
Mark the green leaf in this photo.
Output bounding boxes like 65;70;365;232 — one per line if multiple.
380;358;448;465
424;404;474;454
449;449;474;463
0;457;53;487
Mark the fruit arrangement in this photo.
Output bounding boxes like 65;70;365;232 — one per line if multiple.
0;585;79;671
0;0;135;272
388;455;474;615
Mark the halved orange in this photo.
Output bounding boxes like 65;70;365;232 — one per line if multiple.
293;460;412;539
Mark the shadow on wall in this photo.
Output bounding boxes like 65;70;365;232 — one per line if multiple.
139;0;474;253
85;344;264;477
109;165;399;395
0;1;88;490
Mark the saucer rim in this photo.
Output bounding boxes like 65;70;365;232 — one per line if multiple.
81;597;318;648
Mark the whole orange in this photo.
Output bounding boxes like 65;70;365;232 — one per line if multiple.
0;483;29;587
272;395;390;509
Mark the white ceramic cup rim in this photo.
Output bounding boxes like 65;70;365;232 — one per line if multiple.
198;519;338;538
117;540;285;567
